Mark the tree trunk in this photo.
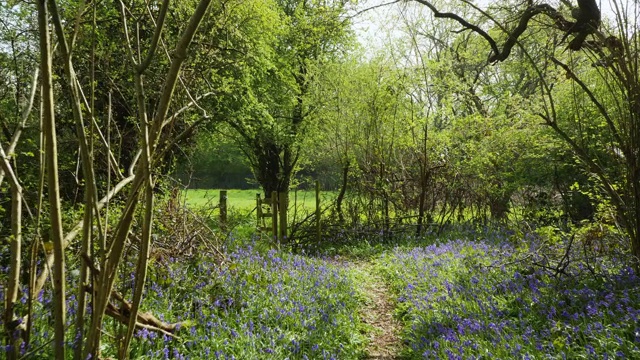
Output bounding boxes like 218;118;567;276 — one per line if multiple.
631;174;640;264
335;163;349;224
489;197;510;221
255;143;283;196
37;1;67;357
46;2;103;356
85;0;212;356
629;85;640;266
0;149;22;360
416;169;430;237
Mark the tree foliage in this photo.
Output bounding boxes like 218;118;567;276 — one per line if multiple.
3;0;640;357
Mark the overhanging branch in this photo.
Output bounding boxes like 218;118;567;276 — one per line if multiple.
412;0;589;62
413;0;500;58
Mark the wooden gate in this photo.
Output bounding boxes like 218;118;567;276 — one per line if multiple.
256;191;288;246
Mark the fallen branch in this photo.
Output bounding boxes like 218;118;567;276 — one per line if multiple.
105;289;181;339
81;253;182;338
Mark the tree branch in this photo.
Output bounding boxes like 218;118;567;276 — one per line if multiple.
413;0;584;62
412;0;500;58
551;57;624;152
0;68;39;188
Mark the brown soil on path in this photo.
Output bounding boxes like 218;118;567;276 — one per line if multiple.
352;261;402;360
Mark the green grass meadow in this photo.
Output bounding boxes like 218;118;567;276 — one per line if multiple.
184;189;333;212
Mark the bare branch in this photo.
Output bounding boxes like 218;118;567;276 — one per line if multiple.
32;174;136;299
412;0;588;62
162;92;214;127
551;57;624;152
412;0;500;58
347;0;402;19
138;0;170;73
0;68;39;188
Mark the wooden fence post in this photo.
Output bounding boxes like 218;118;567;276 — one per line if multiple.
278;191;287;246
256;193;262;233
220;190;227;232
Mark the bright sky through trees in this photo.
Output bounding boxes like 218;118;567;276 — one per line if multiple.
351;0;624;56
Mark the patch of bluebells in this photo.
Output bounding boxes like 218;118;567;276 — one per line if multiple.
380;239;640;359
0;260;87;358
10;245;363;359
130;245;365;359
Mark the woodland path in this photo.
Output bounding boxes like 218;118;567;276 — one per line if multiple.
345;260;403;359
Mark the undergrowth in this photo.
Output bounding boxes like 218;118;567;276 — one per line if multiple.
379;236;640;359
6;245;367;359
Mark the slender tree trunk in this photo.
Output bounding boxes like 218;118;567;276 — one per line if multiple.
629;86;640;265
0;62;37;360
0;148;22;360
7;184;21;360
416;169;429;237
629;122;640;264
336;163;349;224
631;175;640;263
121;0;170;343
87;174;144;357
122;183;154;358
416;121;430;236
85;0;212;355
37;0;66;357
45;2;103;356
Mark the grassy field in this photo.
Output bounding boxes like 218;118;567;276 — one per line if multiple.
183;189;334;211
183;189;532;226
